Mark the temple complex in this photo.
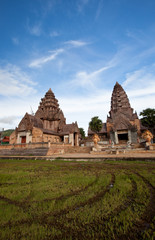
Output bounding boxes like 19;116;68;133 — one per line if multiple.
88;82;142;144
10;89;79;146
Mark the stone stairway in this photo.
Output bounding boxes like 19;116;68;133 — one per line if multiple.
47;146;91;155
0;147;49;156
64;146;91;153
91;143;147;154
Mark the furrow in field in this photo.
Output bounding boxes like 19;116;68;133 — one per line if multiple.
52;174;137;239
0;172;115;229
0;195;25;209
0;174;99;211
121;172;155;240
30;174;99;203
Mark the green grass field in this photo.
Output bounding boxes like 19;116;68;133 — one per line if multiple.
0;159;155;240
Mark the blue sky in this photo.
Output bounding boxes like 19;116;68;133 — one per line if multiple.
0;0;155;133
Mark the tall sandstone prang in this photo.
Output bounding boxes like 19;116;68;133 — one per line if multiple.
106;82;141;144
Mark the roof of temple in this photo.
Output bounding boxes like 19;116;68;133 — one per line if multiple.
60;122;79;135
18;113;43;131
35;88;66;122
41;128;60;136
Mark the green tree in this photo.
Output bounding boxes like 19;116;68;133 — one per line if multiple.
140;108;155;131
79;128;85;139
89;116;103;133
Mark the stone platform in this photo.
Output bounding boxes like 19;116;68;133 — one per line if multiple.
0;151;155;161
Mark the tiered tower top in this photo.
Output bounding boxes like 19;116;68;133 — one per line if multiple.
107;82;138;122
35;88;65;122
111;82;131;113
39;88;59;112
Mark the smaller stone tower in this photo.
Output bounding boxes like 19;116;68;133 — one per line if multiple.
35;88;66;132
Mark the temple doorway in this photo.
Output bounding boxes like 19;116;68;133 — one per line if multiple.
118;132;128;143
21;136;26;143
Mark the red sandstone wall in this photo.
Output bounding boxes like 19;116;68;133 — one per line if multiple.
47;144;91;155
0;142;49;150
133;119;141;134
32;127;61;143
9;131;17;144
32;128;43;142
106;122;113;137
43;134;61;143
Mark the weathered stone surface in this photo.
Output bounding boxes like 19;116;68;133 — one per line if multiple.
9;88;79;147
88;82;141;144
106;82;141;143
18;113;43;131
35;88;66;132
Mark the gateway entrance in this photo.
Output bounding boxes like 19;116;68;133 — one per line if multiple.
118;133;128;141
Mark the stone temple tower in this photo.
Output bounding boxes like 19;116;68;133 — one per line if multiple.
106;82;141;144
35;88;66;132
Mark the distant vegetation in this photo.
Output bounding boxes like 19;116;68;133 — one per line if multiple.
89;116;103;133
79;127;86;139
1;129;14;137
140;108;155;132
0;159;154;239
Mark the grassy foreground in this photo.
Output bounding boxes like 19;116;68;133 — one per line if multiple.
0;159;155;240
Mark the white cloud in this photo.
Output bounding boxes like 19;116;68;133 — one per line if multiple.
29;48;64;68
0;116;19;125
41;0;56;16
122;65;155;97
128;87;155;98
95;0;104;20
77;0;89;12
0;64;37;97
70;65;113;89
50;31;60;37
59;91;111;133
126;30;144;43
130;95;155;116
12;37;19;45
27;21;42;36
0;95;40;129
65;40;89;47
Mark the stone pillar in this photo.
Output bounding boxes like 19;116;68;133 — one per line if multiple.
110;132;115;143
131;131;137;143
17;134;21;144
114;131;119;144
64;136;69;144
26;131;32;143
69;133;74;146
75;133;79;146
128;130;131;143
